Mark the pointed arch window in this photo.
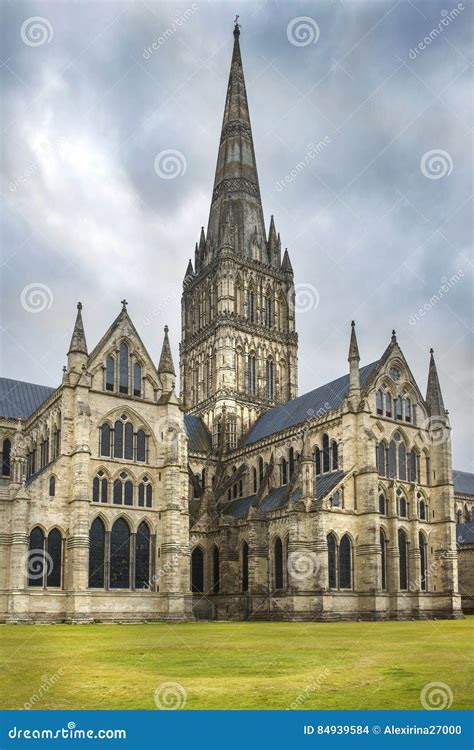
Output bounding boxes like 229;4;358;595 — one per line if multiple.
119;342;129;394
388;441;396;478
212;545;220;594
113;420;123;458
49;475;56;497
106;356;115;392
398;494;407;517
124;421;134;460
419;532;428;591
377;443;386;476
315;447;321;476
133;363;142;397
264;294;272;327
339;535;352;589
252;467;257;494
138;477;152;508
2;437;11;477
398;529;408;590
395;397;402;420
405;398;411;422
376;390;383;415
398;443;407;481
327;533;337;589
110;518;131;589
258;457;264;487
247;289;255;322
93;472;108;503
27;527;45;587
379;494;386;514
409;449;417;482
135;521;151;590
136;430;147;462
274;537;283;589
280;458;288;486
419;498;426;520
47;529;62;587
385;393;392;418
100;424;111;457
322;434;330;473
289;447;295;478
242;542;249;593
247;354;256;395
89;518;105;588
331;441;338;471
266;359;274;399
113;472;133;506
191;547;204;593
380;529;387;590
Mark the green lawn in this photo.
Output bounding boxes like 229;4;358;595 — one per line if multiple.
0;618;472;710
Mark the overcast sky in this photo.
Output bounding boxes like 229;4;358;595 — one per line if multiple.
1;0;472;468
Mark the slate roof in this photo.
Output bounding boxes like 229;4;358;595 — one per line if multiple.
184;414;212;453
0;377;57;419
219;470;345;518
243;362;379;446
453;470;474;497
456;523;474;545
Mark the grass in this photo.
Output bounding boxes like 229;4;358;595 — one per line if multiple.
0;618;472;710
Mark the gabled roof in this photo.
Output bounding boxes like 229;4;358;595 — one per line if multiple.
218;469;345;518
453;470;474;497
243;362;378;446
0;377;57;419
184;415;212;453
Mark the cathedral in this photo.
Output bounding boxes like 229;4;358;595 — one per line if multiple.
0;24;472;623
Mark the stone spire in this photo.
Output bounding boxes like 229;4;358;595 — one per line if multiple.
206;21;266;262
281;248;293;273
425;348;445;416
158;325;176;377
348;320;360;397
68;302;88;356
158;325;176;394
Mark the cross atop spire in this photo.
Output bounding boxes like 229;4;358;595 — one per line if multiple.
121;299;128;310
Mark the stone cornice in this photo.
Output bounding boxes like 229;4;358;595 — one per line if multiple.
181;312;298;353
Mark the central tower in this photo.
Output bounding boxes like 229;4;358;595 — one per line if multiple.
180;23;298;447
